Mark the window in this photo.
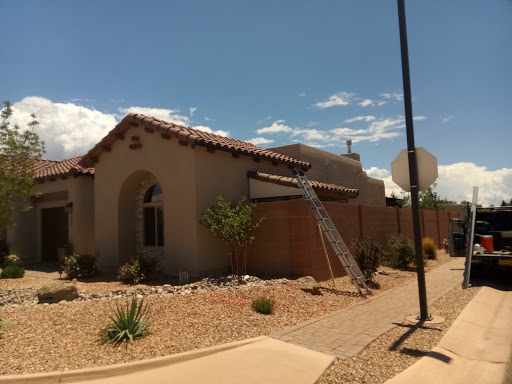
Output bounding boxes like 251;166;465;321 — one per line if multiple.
143;184;164;246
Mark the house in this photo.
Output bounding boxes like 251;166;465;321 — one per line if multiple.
7;114;385;278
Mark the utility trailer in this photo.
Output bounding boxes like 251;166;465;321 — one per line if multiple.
449;206;512;269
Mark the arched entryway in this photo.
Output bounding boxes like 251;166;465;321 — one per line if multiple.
118;170;165;266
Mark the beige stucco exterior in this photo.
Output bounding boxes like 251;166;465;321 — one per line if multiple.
8;176;95;263
92;125;298;276
269;144;385;206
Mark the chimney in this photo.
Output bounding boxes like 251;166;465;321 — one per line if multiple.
341;139;361;161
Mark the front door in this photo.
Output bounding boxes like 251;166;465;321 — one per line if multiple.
41;207;68;262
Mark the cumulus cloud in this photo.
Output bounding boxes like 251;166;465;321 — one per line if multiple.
7;97;230;160
257;120;293;134
314;92;354;109
191;125;229;137
119;106;190;126
359;99;374;107
365;163;512;207
11;97;117;160
247;137;274;146
344;116;376;123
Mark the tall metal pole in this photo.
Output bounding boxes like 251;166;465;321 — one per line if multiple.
397;0;429;320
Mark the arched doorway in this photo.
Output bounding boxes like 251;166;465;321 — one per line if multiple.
118;171;165;266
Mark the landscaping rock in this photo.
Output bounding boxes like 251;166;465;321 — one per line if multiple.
38;281;79;303
297;276;322;295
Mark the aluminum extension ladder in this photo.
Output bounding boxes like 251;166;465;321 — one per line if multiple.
293;169;372;296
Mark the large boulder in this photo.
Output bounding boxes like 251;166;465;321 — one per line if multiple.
38;280;79;303
296;276;322;295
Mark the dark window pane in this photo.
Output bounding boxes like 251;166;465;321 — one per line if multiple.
143;184;163;203
144;207;156;246
156;206;164;246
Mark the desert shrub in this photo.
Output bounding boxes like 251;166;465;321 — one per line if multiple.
352;237;383;281
2;254;23;268
1;264;25;279
63;253;96;279
104;297;149;345
422;237;437;259
118;256;157;285
386;234;416;269
251;297;275;315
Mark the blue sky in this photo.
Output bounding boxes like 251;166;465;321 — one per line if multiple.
1;0;511;205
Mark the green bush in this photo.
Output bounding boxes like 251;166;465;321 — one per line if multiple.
63;253;96;279
104;297;149;345
251;297;275;315
2;254;23;268
1;264;25;279
352;237;383;281
118;256;158;285
422;237;437;260
386;234;416;270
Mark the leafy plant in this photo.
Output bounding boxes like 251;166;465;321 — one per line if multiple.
2;254;23;268
422;237;437;260
1;264;25;279
104;297;149;345
63;253;96;279
118;256;157;284
352;237;383;281
0;101;45;235
201;196;264;279
251;297;275;315
386;234;416;270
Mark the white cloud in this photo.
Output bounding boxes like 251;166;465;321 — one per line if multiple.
306;121;320;127
365;163;512;207
7;97;230;160
191;125;229;137
119;106;190;126
189;107;197;116
314;92;354;109
359;99;374;107
441;115;454;124
204;117;214;121
413;116;426;121
247;137;274;146
299;92;306;97
380;92;404;101
257;120;293;134
11;97;117;160
344;116;376;123
292;129;330;141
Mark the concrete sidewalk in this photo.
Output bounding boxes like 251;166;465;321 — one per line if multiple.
385;286;512;384
272;257;466;359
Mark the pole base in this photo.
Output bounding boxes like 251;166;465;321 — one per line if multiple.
405;315;445;324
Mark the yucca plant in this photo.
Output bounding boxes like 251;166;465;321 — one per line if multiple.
104;297;149;345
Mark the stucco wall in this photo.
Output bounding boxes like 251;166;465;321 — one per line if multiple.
193;146;298;276
7;176;94;263
93;128;198;273
269;144;385;206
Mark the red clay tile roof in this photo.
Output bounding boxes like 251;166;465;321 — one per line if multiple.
34;156;94;180
78;114;311;170
247;171;358;198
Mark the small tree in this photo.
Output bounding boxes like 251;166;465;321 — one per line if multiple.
0;101;45;234
201;196;263;279
399;183;451;211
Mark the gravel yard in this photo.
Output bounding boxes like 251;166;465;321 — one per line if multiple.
0;251;459;377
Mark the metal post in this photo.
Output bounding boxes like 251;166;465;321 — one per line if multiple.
397;0;430;320
462;187;479;289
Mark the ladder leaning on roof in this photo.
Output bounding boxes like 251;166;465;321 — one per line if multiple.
293;169;372;296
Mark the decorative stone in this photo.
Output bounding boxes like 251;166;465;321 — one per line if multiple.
297;276;322;295
38;281;79;303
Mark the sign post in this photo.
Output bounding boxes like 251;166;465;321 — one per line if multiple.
396;0;431;321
